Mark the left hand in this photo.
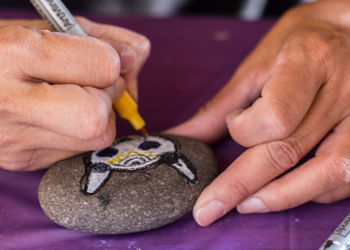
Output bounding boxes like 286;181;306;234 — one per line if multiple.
168;0;350;226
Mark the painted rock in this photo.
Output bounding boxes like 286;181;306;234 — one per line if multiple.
38;134;218;234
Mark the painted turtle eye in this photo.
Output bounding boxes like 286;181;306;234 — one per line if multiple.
138;141;161;150
96;147;119;157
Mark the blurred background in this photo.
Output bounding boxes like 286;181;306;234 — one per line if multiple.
1;0;315;20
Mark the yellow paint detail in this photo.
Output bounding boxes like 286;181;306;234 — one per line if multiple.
109;151;157;165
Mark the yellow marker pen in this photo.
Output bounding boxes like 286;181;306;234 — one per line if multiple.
30;0;148;135
114;92;148;135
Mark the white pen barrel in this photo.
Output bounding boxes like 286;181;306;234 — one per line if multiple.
319;214;350;250
29;0;87;36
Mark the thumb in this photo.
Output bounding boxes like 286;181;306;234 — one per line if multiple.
166;72;261;144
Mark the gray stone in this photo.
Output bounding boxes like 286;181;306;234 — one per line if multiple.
38;134;218;234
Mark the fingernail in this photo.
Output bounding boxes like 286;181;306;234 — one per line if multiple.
194;200;226;227
237;197;268;214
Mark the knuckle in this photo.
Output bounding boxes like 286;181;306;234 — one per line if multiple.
0;25;26;44
136;35;151;59
279;25;346;72
302;31;335;60
0;26;32;59
77;100;110;140
265;139;302;171
92;124;116;150
223;176;251;199
97;42;121;86
264;102;295;139
323;156;350;186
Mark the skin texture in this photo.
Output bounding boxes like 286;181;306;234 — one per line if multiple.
0;17;150;171
168;0;350;226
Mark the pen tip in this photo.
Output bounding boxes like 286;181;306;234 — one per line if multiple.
140;127;149;136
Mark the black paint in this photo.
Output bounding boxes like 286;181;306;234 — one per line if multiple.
98;194;111;210
138;141;161;150
91;163;111;173
97;147;119;157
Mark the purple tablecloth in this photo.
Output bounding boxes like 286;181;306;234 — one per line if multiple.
0;11;349;249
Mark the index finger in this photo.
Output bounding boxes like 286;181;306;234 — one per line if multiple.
77;17;151;99
4;25;121;88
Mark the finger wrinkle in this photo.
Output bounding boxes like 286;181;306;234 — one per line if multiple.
323;156;350;186
265;139;302;172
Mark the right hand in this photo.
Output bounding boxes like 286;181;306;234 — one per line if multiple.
168;0;350;226
0;18;150;171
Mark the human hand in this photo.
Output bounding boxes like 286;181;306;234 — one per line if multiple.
168;0;350;226
76;17;150;100
0;18;150;171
